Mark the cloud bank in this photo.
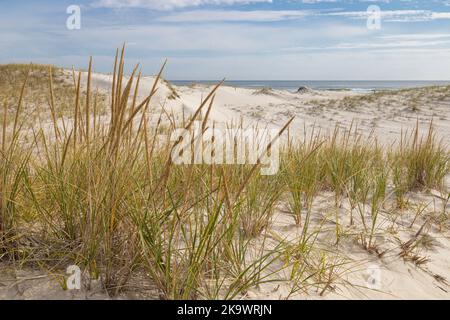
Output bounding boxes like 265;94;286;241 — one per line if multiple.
92;0;273;11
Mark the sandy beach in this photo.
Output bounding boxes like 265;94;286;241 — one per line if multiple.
0;65;448;300
79;71;450;144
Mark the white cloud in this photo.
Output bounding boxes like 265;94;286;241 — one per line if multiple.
326;9;450;22
331;40;450;50
158;10;311;22
300;0;338;3
4;0;450;80
432;12;450;19
380;33;450;40
92;0;273;11
157;49;450;80
155;7;450;23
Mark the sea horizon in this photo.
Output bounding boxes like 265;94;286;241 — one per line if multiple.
170;80;450;93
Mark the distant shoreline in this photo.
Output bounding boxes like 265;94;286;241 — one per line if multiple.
170;80;450;93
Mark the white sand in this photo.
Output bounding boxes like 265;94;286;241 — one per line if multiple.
1;71;448;300
78;72;450;144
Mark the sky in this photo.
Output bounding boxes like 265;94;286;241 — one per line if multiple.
1;0;450;80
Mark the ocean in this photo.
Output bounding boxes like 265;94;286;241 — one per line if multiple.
170;80;450;93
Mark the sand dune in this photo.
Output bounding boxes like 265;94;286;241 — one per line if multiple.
1;68;448;300
78;71;450;144
68;71;450;299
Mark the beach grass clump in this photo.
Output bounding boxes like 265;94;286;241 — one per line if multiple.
318;126;384;207
282;130;323;225
15;47;283;298
137;186;227;299
0;72;33;261
391;122;449;194
21;53;154;295
26;134;144;294
282;125;389;251
239;173;283;237
357;169;387;251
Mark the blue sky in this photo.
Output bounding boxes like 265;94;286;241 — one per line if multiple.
1;0;450;80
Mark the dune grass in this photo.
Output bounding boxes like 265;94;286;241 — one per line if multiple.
0;50;448;299
392;122;449;192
